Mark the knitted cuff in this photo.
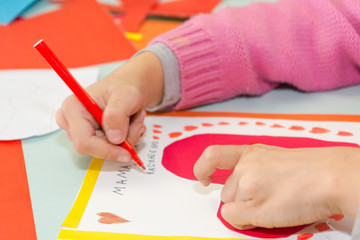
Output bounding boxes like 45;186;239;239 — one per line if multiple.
150;19;225;110
134;43;181;111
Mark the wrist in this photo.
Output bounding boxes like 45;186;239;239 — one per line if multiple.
123;52;164;108
326;147;360;219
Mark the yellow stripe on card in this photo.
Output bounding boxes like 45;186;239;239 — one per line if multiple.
58;229;263;240
62;158;104;228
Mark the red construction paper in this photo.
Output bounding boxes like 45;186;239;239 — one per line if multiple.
0;140;36;240
162;133;358;238
120;0;157;32
102;0;157;32
150;0;222;18
0;0;136;69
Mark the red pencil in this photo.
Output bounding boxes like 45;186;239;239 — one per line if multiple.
34;39;146;170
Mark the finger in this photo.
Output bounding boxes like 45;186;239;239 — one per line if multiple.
127;110;147;145
193;145;249;186
251;143;283;150
71;123;132;162
55;108;69;130
61;97;131;162
57;95;99;141
221;201;256;229
220;172;239;203
232;224;256;230
221;164;258;203
102;85;142;145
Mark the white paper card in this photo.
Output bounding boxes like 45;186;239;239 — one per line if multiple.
0;68;98;140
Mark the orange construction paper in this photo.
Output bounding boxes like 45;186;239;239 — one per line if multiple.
0;0;136;69
0;140;36;240
150;0;222;18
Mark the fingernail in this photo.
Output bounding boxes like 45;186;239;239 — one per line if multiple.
139;110;146;121
138;127;146;138
107;129;122;143
116;155;131;162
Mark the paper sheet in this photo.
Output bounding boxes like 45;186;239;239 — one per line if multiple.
0;140;36;240
0;68;98;140
58;112;360;240
0;0;136;69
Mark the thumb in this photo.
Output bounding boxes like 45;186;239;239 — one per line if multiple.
221;201;256;229
102;85;142;144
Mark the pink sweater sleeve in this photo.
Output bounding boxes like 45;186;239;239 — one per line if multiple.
150;0;360;110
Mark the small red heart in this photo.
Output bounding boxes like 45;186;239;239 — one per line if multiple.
337;131;353;136
169;132;182;138
310;127;330;134
314;222;330;232
97;212;129;224
271;124;284;128
289;125;305;130
184;126;198;131
297;233;314;240
329;214;344;221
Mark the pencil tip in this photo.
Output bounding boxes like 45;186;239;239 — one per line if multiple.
141;165;146;170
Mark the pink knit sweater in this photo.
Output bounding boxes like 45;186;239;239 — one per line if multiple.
151;0;360;110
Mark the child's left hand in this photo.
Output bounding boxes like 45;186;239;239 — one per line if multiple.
193;144;360;229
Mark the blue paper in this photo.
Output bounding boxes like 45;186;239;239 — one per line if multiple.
0;0;38;25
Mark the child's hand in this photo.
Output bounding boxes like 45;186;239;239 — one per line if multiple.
56;52;164;162
193;144;360;229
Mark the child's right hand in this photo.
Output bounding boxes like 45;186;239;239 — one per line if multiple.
56;52;164;162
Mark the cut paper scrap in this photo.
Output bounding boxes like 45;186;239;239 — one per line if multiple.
119;0;158;32
0;68;98;140
150;0;222;18
0;0;37;25
0;140;37;240
99;0;157;32
162;133;359;238
0;0;136;69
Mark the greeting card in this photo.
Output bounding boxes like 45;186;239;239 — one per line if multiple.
58;112;360;240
